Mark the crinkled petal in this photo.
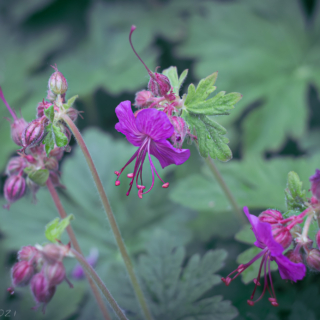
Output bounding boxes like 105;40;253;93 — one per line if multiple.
150;139;190;169
275;254;306;282
244;207;283;254
115;101;144;146
136;109;174;141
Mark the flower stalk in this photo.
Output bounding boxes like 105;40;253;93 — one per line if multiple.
61;114;154;320
46;178;112;320
71;248;129;320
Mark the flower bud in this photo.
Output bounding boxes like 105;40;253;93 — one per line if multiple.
316;230;320;250
26;177;40;203
30;272;56;305
49;171;65;189
66;108;79;122
4;174;26;209
36;100;53;118
11;118;28;146
258;209;283;224
310;169;320;201
148;73;171;97
48;67;68;95
306;248;320;271
271;224;292;249
285;249;304;264
11;261;35;287
6;157;26;175
46;89;56;102
170;116;187;148
18;246;42;265
44;157;59;171
43;262;66;286
41;244;69;264
134;90;154;108
49;146;64;161
21;116;48;150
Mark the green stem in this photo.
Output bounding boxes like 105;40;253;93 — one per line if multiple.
46;178;112;320
62;114;153;320
71;248;129;320
204;155;246;225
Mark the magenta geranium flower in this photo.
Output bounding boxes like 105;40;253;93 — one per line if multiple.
114;100;190;198
222;207;306;307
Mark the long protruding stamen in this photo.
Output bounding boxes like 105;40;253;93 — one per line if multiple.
129;26;154;78
249;254;266;301
267;258;278;306
0;86;18;120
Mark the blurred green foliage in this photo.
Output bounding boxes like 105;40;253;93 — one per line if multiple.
1;0;320;319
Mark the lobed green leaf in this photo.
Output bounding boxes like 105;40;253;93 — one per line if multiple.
45;214;74;243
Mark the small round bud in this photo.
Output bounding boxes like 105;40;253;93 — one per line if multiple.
148;73;171;97
170;116;187;148
11;261;35;287
48;67;68;95
6;157;26;175
306;248;320;271
162;182;169;188
115;181;121;186
21;116;48;150
30;272;56;305
37;100;53;118
285;249;303;264
134;90;154;108
44;157;59;171
11;118;28;146
18;246;41;265
258;209;283;224
310;169;320;201
4;174;26;209
43;262;66;286
41;244;69;264
271;225;292;249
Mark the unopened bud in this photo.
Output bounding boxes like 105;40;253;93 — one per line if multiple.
37;100;53;118
18;246;42;265
306;248;320;271
134;90;154;108
49;147;64;161
46;89;56;102
30;272;56;305
148;73;171;97
310;169;320;201
41;244;69;264
271;225;292;249
285;249;303;264
66;108;79;122
44;157;59;171
49;171;65;189
258;209;283;224
11;118;28;146
43;262;66;286
162;182;169;188
21;116;48;150
11;261;35;287
4;174;26;209
170;116;187;148
6;157;26;175
48;67;68;95
316;230;320;250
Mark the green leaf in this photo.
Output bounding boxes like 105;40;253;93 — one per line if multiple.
52;125;68;147
285;171;307;211
43;123;55;156
237;246;278;284
63;95;78;110
45;215;74;243
184;72;242;116
28;168;49;186
162;66;188;95
183;111;232;161
44;104;54;122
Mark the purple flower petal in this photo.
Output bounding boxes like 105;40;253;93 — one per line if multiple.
275;254;306;282
135;109;174;141
150;139;190;168
115;101;144;146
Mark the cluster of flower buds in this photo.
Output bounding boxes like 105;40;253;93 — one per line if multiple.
10;243;73;313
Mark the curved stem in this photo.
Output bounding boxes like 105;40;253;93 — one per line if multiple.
0;86;17;121
62;114;154;320
46;179;112;320
71;248;128;320
204;155;246;225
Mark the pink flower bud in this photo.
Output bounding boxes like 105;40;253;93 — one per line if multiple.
41;244;69;264
306;248;320;271
18;246;41;263
37;100;53;118
48;67;68;95
6;157;26;175
43;262;66;286
316;230;320;250
49;146;64;161
148;73;171;97
285;249;303;264
258;209;283;224
44;157;59;171
21;116;48;150
134;90;154;108
170;116;187;148
4;174;26;209
11;261;35;287
271;224;292;249
30;272;56;306
310;169;320;201
46;89;56;102
11;118;28;146
66;108;79;122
